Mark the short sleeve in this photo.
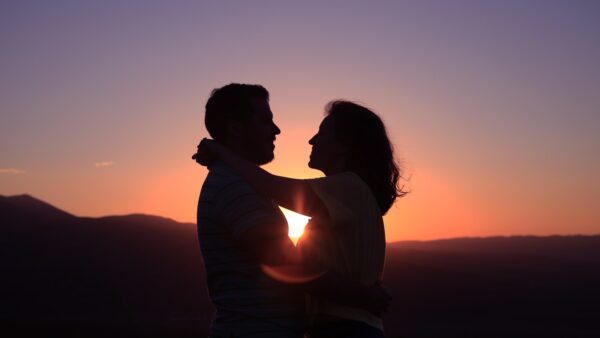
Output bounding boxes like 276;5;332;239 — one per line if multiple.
307;172;366;228
216;179;286;237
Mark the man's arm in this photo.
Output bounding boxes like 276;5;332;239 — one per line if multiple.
238;224;390;315
261;261;390;316
212;168;301;266
304;271;391;316
238;222;300;266
206;156;388;314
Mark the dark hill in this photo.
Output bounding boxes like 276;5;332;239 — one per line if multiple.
1;195;599;337
390;235;600;262
1;194;74;224
1;195;212;337
384;237;600;337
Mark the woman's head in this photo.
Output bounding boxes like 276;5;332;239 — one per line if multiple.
308;100;406;214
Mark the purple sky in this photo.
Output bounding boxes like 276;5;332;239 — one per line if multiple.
1;0;599;240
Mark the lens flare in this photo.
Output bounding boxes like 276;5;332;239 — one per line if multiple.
279;206;310;245
261;264;326;284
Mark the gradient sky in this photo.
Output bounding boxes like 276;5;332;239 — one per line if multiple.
2;0;599;241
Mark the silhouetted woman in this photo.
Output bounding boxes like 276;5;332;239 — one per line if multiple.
196;100;406;337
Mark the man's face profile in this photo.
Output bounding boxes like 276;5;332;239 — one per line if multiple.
238;97;281;165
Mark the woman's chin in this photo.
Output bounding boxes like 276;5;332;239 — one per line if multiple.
308;159;320;171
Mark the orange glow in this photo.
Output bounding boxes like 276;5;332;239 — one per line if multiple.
383;167;486;240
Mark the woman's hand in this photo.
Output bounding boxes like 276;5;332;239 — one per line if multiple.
192;138;220;166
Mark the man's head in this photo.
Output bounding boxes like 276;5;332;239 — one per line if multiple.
205;83;280;165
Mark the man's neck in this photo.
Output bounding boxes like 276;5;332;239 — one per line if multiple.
222;141;259;166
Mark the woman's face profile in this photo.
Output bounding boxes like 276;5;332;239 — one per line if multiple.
308;116;348;175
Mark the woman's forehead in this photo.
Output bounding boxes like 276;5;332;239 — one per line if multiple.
320;115;335;129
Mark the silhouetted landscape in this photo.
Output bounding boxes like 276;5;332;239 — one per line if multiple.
2;194;599;337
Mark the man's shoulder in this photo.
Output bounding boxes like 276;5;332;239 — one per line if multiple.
200;162;285;236
202;161;261;203
208;161;240;178
203;162;245;187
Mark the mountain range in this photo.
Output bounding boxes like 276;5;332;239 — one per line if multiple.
1;194;599;337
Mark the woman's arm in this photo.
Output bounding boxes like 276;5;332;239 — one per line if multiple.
195;138;327;217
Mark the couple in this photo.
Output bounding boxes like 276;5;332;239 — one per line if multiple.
193;83;405;338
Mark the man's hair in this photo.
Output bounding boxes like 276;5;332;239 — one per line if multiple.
204;83;269;142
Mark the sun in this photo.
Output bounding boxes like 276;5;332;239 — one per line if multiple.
279;206;310;245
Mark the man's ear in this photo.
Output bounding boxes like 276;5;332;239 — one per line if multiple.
226;121;245;139
337;144;350;156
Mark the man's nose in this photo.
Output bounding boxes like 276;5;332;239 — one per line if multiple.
308;135;316;145
273;122;281;135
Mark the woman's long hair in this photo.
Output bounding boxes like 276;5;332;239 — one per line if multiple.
326;100;407;214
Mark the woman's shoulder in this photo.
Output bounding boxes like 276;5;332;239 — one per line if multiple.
331;172;370;191
310;172;371;202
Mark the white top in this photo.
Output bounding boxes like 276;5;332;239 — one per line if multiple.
300;172;386;330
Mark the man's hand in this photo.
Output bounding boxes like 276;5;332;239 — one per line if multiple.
192;138;218;166
302;271;392;317
363;282;392;316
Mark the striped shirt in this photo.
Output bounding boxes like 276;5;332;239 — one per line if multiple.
197;161;305;337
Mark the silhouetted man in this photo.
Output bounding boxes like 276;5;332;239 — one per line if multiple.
195;84;305;337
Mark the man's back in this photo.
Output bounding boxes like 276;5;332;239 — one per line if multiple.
197;162;305;337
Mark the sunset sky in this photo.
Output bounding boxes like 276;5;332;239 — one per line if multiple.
1;1;599;241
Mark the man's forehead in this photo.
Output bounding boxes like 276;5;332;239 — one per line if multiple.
249;97;273;117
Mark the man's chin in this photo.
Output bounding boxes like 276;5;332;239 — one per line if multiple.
255;153;275;166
